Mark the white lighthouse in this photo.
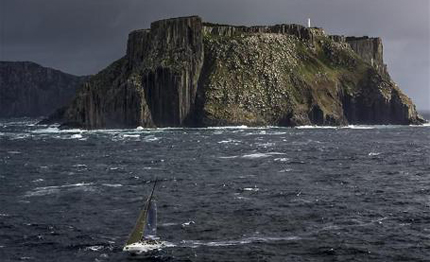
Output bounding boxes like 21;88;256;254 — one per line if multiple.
307;18;311;28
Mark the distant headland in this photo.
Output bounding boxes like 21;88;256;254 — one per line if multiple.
0;61;86;118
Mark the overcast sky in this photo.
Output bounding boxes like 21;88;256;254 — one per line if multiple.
1;0;429;110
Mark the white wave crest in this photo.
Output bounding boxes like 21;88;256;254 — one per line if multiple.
85;245;104;251
368;152;381;156
218;139;241;144
7;151;21;154
218;155;239;159
24;182;94;197
32;127;84;134
241;152;286;159
160;222;180;227
243;186;259;192
102;183;123;188
180;236;299;248
181;221;196;227
143;135;159;142
123;134;140;138
206;125;248;129
295;125;339;129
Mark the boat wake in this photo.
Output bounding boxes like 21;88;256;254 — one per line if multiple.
178;236;300;248
120;235;301;252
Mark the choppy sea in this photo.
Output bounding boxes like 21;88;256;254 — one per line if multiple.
0;118;429;261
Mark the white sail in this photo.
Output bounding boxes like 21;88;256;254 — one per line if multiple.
124;180;157;245
143;199;157;239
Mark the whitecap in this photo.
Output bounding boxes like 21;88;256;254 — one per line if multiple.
241;152;286;159
85;245;104;252
7;151;21;154
143;135;159;142
243;186;259;192
180;236;299;248
11;134;30;140
238;175;256;179
279;169;293;173
32;178;44;183
24;182;94;197
295;125;339;129
25;188;60;197
71;134;82;139
274;158;289;162
343;125;376;130
32;127;84;134
235;196;250;200
245;236;301;243
295;125;377;129
206;125;248;129
269;131;287;135
218;139;241;144
242;153;271;159
255;142;275;147
123;134;140;138
181;221;195;227
160;222;180;227
218;155;239;159
102;184;122;188
368;152;381;156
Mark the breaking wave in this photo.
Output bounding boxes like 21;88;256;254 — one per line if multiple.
24;182;95;197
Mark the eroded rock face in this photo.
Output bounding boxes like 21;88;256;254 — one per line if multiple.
59;16;425;128
63;16;204;128
346;37;388;76
0;61;86;117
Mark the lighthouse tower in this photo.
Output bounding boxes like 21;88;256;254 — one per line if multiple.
307;18;311;28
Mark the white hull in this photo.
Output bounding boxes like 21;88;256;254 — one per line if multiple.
123;241;164;254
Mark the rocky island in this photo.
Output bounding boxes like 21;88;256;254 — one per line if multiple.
56;16;424;128
0;61;86;117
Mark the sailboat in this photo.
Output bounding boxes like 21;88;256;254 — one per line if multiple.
123;179;164;253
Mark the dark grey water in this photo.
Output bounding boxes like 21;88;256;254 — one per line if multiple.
1;119;430;261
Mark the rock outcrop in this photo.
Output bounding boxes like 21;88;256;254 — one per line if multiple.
0;61;86;117
58;16;424;128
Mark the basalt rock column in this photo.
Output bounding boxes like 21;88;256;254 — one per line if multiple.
134;16;204;126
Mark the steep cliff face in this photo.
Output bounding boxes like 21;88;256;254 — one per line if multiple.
345;37;388;76
64;16;203;128
60;16;424;128
0;61;86;117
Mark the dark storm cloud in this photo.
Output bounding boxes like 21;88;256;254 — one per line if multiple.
1;0;429;110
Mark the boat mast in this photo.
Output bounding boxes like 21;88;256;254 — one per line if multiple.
125;179;158;245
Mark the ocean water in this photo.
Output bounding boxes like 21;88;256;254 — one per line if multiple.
1;118;429;261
